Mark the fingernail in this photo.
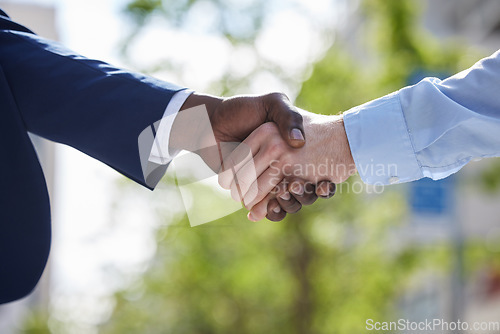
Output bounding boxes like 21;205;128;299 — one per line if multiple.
291;183;304;196
289;128;304;141
319;183;336;198
272;206;281;213
280;192;291;201
317;184;329;197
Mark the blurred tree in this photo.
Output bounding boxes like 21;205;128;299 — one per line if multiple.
20;1;498;334
119;0;335;96
98;1;476;334
17;310;51;334
479;160;500;193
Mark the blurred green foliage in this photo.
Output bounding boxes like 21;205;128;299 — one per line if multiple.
125;0;266;42
479;160;500;193
97;1;480;334
99;191;419;334
297;0;474;114
119;0;333;95
17;310;51;334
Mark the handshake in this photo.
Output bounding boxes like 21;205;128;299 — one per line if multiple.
164;92;357;222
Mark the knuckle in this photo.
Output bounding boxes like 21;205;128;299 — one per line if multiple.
249;184;267;204
218;171;233;189
243;185;259;208
332;176;344;184
271;185;281;195
266;92;288;102
276;181;288;195
301;194;318;205
266;215;279;222
259;122;278;135
267;211;286;222
253;206;267;220
288;179;304;194
230;186;242;202
319;182;336;198
255;183;268;202
236;179;250;195
291;111;303;124
285;202;302;214
280;151;292;162
304;181;316;193
266;139;286;156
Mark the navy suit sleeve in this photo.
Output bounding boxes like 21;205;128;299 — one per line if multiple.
0;11;185;303
0;17;185;188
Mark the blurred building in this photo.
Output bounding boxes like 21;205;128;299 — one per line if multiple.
422;0;500;53
415;2;500;331
0;2;58;333
339;0;500;332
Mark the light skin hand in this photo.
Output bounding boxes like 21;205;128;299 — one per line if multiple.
218;109;356;221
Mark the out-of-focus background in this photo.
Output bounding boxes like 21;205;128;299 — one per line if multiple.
1;0;500;333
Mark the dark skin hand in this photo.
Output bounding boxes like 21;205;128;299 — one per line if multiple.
180;92;306;147
171;91;335;221
266;178;336;221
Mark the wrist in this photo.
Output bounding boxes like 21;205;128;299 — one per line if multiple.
169;92;223;153
326;115;356;182
180;92;223;119
303;113;356;183
168;92;224;171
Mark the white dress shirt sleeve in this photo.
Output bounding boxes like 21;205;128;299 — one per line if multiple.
149;89;194;165
343;49;500;185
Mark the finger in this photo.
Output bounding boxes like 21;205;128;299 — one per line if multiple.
316;181;336;199
229;156;258;203
248;192;274;222
264;93;305;149
266;199;287;222
274;180;302;214
242;167;283;209
218;123;280;190
218;142;253;190
288;179;318;206
229;140;284;202
218;141;239;164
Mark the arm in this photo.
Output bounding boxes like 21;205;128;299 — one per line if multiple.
0;9;329;303
345;49;500;185
223;49;500;220
0;14;310;189
0;25;184;188
218;110;354;220
147;91;335;220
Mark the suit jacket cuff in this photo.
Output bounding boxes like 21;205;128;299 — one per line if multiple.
149;89;194;165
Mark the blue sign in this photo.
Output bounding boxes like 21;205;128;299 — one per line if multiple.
409;175;456;215
406;70;456;217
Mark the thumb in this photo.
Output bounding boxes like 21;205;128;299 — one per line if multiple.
264;93;305;148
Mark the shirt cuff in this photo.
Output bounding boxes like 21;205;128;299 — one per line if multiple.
343;91;424;185
149;89;194;165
